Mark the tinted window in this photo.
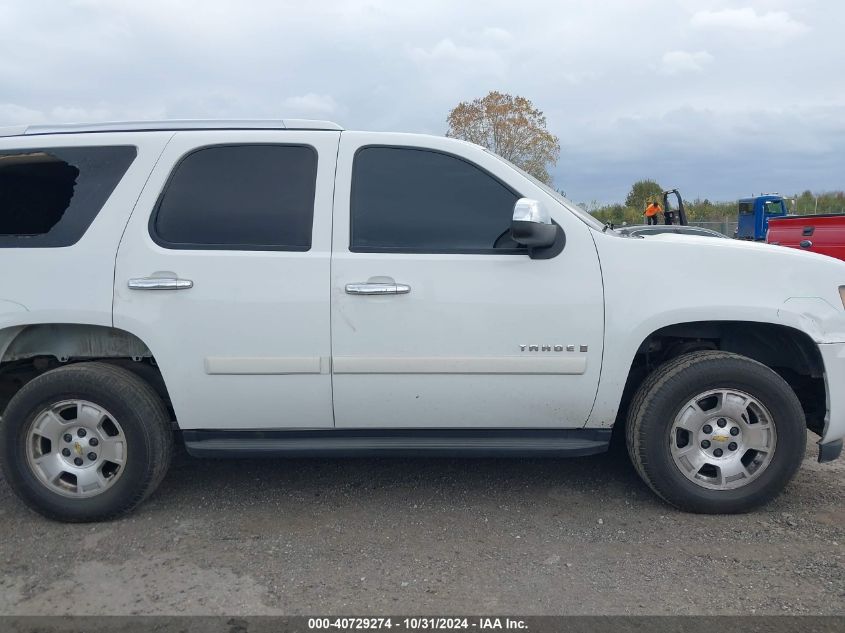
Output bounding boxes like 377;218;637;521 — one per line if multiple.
351;147;521;253
0;146;136;248
152;144;317;250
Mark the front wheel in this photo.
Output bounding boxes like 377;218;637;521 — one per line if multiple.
626;351;807;513
0;362;173;522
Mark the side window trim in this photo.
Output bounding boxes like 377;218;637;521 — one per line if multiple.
349;144;525;255
148;142;318;252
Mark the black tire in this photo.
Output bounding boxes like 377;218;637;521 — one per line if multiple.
626;351;806;514
0;362;173;522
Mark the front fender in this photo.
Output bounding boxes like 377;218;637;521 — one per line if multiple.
586;301;836;430
778;297;845;343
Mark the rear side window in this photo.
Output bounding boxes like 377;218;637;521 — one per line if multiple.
0;146;136;248
152;144;317;251
351;146;522;253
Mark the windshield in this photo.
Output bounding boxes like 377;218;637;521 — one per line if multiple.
485;150;607;231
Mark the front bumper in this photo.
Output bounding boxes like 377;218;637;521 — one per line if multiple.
818;342;845;458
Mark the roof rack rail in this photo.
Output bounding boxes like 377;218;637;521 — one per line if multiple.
0;119;343;137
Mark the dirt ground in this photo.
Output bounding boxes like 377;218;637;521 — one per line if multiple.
0;432;842;615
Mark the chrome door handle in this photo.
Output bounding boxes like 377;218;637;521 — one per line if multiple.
128;277;194;290
345;282;411;296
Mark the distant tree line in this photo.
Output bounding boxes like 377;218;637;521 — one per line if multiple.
585;181;845;226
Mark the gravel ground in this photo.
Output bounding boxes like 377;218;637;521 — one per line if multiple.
0;431;842;616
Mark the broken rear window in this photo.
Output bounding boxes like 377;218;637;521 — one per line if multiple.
0;146;136;247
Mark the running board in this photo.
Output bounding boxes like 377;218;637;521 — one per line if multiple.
182;428;611;458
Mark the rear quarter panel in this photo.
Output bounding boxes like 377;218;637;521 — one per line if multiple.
0;132;171;330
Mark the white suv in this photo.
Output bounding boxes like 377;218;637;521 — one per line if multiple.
0;119;843;522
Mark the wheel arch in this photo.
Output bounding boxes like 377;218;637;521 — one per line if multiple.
0;323;174;421
615;320;826;437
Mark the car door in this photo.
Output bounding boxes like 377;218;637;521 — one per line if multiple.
330;132;605;428
114;130;340;430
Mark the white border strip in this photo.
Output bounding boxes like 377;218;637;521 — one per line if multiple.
205;357;323;375
332;356;587;375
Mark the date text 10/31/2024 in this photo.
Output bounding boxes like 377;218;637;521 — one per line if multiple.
307;617;529;630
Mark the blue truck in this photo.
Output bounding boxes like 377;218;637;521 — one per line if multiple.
735;194;789;240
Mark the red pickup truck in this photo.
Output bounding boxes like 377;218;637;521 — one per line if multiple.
766;214;845;262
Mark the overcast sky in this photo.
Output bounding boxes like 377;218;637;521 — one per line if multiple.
1;0;842;204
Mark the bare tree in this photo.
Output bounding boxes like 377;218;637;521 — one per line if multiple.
446;91;560;185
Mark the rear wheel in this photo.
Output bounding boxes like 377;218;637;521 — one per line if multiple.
626;351;806;513
0;362;172;522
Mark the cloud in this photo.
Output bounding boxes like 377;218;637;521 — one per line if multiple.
0;0;841;204
478;27;512;44
659;50;714;75
691;8;809;37
560;70;599;85
49;105;114;122
0;103;125;125
281;93;339;116
0;103;46;125
407;38;502;67
555;103;845;204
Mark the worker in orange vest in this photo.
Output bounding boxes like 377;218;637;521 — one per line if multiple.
644;201;662;225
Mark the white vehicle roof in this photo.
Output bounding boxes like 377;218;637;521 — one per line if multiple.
0;119;344;138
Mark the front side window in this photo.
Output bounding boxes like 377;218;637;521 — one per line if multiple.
0;146;136;247
152;144;317;250
350;146;522;253
763;200;786;215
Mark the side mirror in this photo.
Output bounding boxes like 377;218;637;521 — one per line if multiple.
511;198;558;248
510;198;566;259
